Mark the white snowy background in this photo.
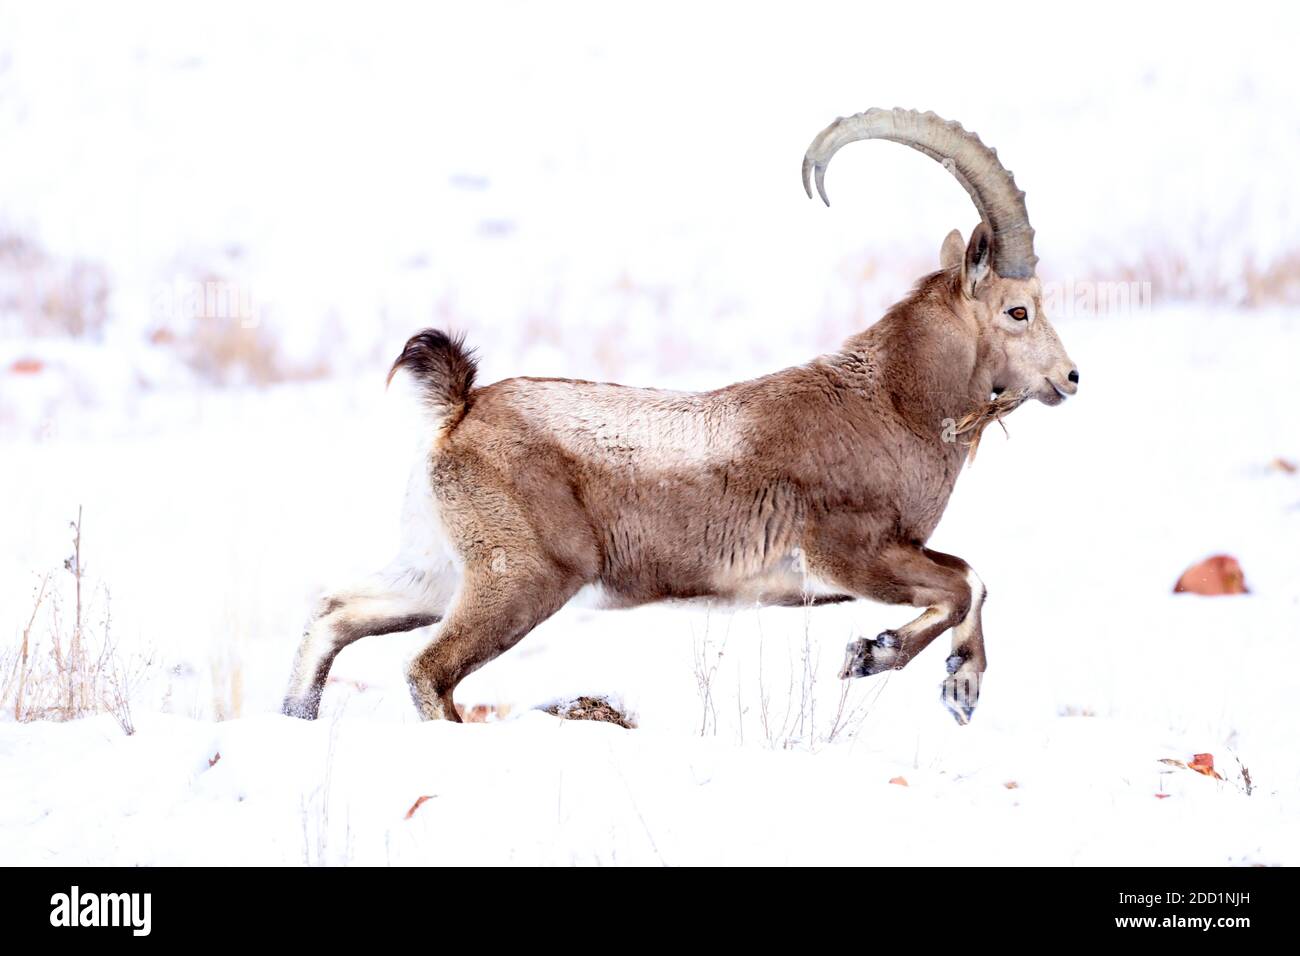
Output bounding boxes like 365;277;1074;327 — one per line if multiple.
1;1;1298;865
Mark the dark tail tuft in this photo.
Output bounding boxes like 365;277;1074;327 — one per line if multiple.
387;329;478;432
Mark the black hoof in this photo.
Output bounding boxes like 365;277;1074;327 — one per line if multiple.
839;631;900;680
940;672;981;725
281;696;321;720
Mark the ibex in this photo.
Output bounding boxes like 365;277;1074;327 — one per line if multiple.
283;108;1078;726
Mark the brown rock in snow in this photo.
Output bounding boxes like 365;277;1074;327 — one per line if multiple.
1173;555;1249;596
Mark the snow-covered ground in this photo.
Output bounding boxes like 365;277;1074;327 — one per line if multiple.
2;3;1299;866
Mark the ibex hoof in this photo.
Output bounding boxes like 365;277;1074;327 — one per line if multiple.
940;672;981;725
281;696;321;721
838;631;899;680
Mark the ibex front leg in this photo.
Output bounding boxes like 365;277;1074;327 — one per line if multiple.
819;543;986;724
926;549;987;726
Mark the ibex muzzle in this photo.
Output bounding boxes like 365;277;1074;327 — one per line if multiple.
283;108;1077;726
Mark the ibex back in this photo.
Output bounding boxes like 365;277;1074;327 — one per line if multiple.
283;108;1078;725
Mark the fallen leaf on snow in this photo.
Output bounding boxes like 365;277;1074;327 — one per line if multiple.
1003;781;1019;789
208;752;221;768
1058;705;1096;717
1154;793;1171;800
1173;554;1249;596
404;795;436;819
889;776;909;787
458;703;510;723
1189;753;1223;779
1271;457;1298;474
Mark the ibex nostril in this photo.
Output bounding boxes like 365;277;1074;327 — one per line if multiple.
1067;369;1079;384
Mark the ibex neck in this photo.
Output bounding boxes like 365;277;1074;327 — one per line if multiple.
844;277;993;446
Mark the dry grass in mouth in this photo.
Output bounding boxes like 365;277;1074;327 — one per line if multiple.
952;387;1031;463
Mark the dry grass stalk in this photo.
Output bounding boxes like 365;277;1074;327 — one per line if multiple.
2;509;145;734
750;604;875;752
7;574;50;720
0;229;110;340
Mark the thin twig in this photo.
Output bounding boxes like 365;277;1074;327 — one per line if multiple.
12;574;51;720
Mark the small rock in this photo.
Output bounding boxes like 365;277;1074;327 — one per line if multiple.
1173;555;1249;596
543;696;634;729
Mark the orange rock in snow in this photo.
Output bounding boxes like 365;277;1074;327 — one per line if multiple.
1173;555;1248;596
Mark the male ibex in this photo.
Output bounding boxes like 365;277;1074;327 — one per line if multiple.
283;108;1078;725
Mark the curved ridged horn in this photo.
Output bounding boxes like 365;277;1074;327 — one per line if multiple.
802;108;1037;278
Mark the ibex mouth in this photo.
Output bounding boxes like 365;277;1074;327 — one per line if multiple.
1039;379;1068;406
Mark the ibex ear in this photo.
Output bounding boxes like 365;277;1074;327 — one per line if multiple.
962;221;993;297
940;229;965;271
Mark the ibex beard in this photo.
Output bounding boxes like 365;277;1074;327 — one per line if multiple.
282;108;1078;726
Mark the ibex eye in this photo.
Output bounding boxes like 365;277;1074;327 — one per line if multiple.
1007;307;1028;321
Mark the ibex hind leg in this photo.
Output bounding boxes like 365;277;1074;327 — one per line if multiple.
406;561;582;721
282;559;457;720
